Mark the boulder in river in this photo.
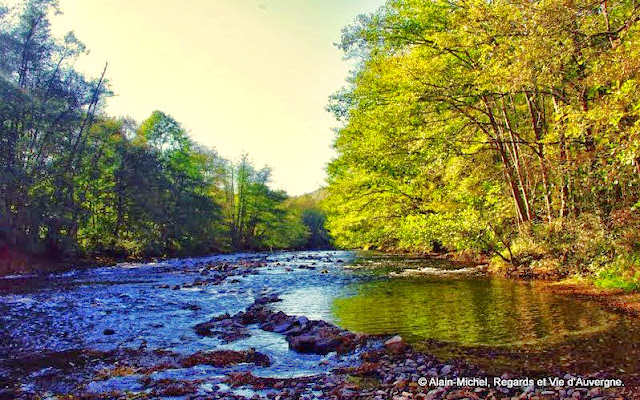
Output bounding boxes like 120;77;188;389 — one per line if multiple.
193;313;250;342
288;331;347;355
273;320;295;333
194;295;363;355
253;293;281;305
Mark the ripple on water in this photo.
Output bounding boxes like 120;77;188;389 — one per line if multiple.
0;251;357;379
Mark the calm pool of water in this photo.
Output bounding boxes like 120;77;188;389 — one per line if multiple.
276;252;619;346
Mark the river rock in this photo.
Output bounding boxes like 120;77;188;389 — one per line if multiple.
384;335;406;354
441;364;452;374
273;320;295;333
287;330;347;355
193;313;250;342
253;294;282;305
181;349;270;368
288;335;320;353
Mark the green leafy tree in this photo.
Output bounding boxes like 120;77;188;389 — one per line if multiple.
327;0;640;277
223;155;305;250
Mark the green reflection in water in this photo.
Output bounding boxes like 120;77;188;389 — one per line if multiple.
332;277;618;346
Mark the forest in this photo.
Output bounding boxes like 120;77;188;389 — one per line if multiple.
2;0;640;290
2;1;640;398
325;0;640;288
0;0;328;271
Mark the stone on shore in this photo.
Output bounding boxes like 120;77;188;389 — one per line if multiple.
384;335;406;354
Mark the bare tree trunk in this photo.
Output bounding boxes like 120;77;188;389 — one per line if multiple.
484;97;531;223
524;91;553;222
500;95;534;221
552;95;570;219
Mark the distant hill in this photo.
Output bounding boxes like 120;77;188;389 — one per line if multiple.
291;188;328;203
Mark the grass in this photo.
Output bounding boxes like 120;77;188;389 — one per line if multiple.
595;271;640;291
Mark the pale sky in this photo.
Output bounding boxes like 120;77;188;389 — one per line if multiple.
45;0;386;196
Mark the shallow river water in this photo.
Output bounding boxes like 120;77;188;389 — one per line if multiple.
0;250;628;386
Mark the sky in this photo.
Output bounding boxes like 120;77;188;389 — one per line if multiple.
42;0;386;196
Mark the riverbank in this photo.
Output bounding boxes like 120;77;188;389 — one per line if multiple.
0;245;328;277
392;248;640;316
537;280;640;317
487;255;640;317
0;244;169;277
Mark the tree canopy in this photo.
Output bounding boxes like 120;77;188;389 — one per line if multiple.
326;0;640;285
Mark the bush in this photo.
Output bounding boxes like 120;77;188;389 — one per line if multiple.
490;211;640;289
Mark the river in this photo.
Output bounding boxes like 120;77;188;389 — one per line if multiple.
0;250;636;397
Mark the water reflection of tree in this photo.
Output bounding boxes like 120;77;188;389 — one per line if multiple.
332;278;615;345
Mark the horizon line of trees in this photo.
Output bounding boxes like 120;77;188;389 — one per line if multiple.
0;0;330;265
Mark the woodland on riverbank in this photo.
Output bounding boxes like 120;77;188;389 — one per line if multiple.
325;0;640;289
0;0;329;273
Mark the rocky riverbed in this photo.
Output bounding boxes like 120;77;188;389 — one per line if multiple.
0;251;638;399
1;294;633;399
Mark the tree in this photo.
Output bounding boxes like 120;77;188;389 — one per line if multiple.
0;0;107;257
222;155;306;250
326;0;640;271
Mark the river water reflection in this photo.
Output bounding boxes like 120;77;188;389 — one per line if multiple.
0;250;625;372
276;252;620;347
332;276;617;345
